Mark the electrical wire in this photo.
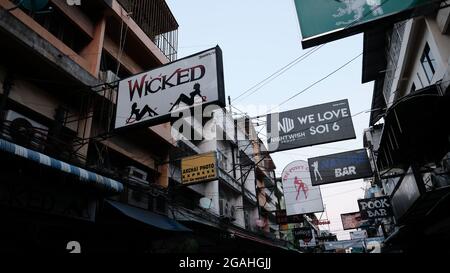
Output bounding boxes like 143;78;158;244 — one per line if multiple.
232;45;326;103
228;0;393;114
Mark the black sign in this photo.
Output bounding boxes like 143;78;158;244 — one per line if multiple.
358;196;394;220
293;227;313;241
266;99;356;152
275;210;304;224
307;149;373;186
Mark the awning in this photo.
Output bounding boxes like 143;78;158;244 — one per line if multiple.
376;85;450;171
229;228;289;251
394;185;450;225
106;200;192;232
0;138;123;194
324;239;365;251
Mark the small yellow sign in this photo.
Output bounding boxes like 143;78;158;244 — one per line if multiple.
181;152;217;185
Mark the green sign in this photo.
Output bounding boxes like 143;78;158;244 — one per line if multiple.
294;0;434;48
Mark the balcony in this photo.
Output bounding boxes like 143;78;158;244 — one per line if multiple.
243;188;257;205
0;119;87;166
218;167;242;193
390;166;450;225
116;0;178;61
265;200;276;213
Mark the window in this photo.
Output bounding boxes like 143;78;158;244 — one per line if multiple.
420;43;438;83
217;151;228;170
26;5;91;53
417;72;424;88
410;83;416;93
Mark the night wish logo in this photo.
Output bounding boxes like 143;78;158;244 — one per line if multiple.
278;117;295;133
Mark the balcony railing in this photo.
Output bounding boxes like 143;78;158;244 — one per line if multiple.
243;188;257;205
218;167;242;193
116;0;179;61
0;120;87;165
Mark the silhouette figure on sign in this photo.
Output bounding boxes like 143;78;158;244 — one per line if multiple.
294;176;309;200
169;83;207;112
311;161;323;181
126;103;158;124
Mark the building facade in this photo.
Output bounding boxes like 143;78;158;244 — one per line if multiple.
0;0;292;253
361;2;450;253
168;111;292;252
0;0;191;253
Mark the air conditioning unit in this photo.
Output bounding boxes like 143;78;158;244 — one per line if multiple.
126;166;148;184
2;110;48;150
99;70;120;83
127;188;147;209
219;199;236;221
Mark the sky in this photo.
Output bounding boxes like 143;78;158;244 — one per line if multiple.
166;0;375;240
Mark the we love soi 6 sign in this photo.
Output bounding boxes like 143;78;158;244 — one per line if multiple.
266;99;356;153
293;0;434;48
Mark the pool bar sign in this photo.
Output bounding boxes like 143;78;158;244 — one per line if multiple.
114;46;225;130
267;99;356;153
358;196;393;220
307;149;373;186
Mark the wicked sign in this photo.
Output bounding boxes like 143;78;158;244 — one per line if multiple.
358;196;393;220
114;46;225;130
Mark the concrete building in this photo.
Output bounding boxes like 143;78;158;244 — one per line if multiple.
0;0;187;253
0;0;293;253
168;111;291;252
361;2;450;253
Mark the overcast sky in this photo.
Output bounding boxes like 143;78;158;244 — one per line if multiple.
166;0;375;240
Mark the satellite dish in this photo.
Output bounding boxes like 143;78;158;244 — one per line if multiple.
18;0;49;12
199;197;212;209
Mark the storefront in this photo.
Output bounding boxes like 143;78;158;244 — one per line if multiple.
375;85;450;252
0;138;123;253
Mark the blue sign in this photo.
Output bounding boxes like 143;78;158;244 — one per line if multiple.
308;149;373;186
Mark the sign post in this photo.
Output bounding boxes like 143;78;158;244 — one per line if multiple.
267;99;356;153
114;46;225;130
341;212;362;230
181;152;218;185
307;149;373;186
358;196;393;220
281;160;324;216
293;0;436;48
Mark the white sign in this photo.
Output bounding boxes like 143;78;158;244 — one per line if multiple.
350;230;368;240
281;160;324;216
114;46;225;130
